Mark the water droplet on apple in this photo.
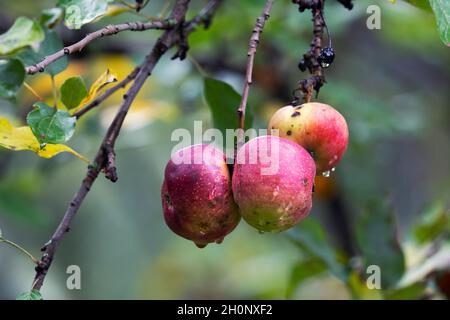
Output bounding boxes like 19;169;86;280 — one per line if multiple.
322;170;331;178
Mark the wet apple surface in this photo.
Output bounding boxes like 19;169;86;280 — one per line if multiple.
161;144;240;248
268;102;348;174
232;135;316;232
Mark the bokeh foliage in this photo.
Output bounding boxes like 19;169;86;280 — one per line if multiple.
0;0;449;299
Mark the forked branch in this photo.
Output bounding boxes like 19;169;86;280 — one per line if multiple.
25;20;174;75
30;0;223;292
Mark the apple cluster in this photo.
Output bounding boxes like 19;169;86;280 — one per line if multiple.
161;102;348;247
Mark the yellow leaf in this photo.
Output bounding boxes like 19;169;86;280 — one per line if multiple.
0;118;89;163
25;62;86;101
71;69;118;114
104;5;130;17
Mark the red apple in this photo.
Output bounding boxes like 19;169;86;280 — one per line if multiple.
161;144;240;248
232;135;315;232
268;102;348;174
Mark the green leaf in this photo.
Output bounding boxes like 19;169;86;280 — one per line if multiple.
58;0;112;29
402;0;433;11
17;30;68;76
347;271;383;300
40;8;64;29
413;201;450;244
0;117;88;162
288;218;349;282
384;282;427;300
355;198;406;290
27;102;76;144
429;0;450;46
16;290;42;300
0;17;44;55
0;59;25;99
204;77;253;137
286;258;326;299
60;77;88;109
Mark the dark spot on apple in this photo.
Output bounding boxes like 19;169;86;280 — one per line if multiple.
287;130;292;136
199;222;209;229
291;111;301;117
164;194;172;205
207;199;217;208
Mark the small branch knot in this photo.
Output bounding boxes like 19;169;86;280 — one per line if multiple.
171;21;190;61
103;145;118;182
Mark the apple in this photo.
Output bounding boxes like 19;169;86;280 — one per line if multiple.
161;144;240;248
232;135;315;232
268;102;348;174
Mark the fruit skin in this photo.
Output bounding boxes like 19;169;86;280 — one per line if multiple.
268;102;348;174
232;135;316;232
161;144;240;248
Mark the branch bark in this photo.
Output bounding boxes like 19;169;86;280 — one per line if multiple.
236;0;274;150
73;67;141;119
299;3;325;102
293;0;326;103
30;0;223;292
25;20;174;75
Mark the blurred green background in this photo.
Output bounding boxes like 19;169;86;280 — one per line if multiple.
0;0;449;299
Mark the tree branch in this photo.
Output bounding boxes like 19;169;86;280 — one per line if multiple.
335;0;353;10
299;2;325;102
30;0;223;292
25;20;174;75
236;0;274;149
73;66;141;119
293;0;326;103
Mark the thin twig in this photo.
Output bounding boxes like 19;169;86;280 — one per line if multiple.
300;3;325;102
51;76;58;107
335;0;353;10
30;0;223;292
23;82;43;100
236;0;274;149
0;238;39;265
25;20;174;75
293;0;326;103
73;67;141;119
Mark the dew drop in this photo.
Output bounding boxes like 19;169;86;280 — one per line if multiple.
320;62;330;68
331;167;336;172
195;243;207;249
322;170;331;178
